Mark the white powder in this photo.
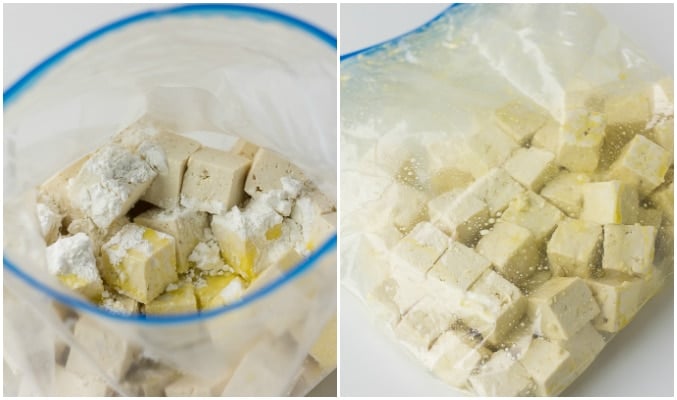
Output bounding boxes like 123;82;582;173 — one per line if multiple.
36;201;62;241
45;233;100;283
188;239;232;272
180;194;227;215
219;277;245;304
258;177;305;217
112;118;161;151
280;176;305;199
103;224;153;266
138;141;168;175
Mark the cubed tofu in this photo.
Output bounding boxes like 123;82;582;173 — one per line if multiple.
531;120;559;153
145;283;198;315
66;215;129;255
180;147;251;214
647;119;674;159
291;196;336;251
36;200;62;245
638;207;663;230
504;148;559;192
520;269;553;295
65;317;136;381
309;316;337;369
547;218;603;278
371;276;428;319
540;172;591;217
39;154;91;223
464;168;525;216
649;182;674;223
195;274;246;310
519;338;573;396
244;148;308;198
134;207;208;273
230;138;259;160
469;350;534;396
428;190;489;245
494;101;548;145
391;221;449;275
580;181;639;225
528;277;600;340
395;297;454;353
54;365;112;396
138;132;201;208
476;222;539;285
377;182;427;233
68;145;156;229
554;323;605;372
46;233;103;301
602;224;656;276
608;134;671;195
100;290;139;315
101;224;178;304
429;167;474;196
604;91;652;127
501;191;564;242
430;330;490;389
556;110;606;172
460;127;519;178
429;241;492;291
586;275;644;332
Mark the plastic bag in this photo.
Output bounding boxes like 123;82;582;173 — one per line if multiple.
4;5;336;396
341;4;672;396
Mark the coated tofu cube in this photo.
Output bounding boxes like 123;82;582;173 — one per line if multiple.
528;277;600;340
494;101;548;145
469;350;534;396
429;167;474;196
65;317;136;381
68;144;156;229
134;207;208;273
554;323;605;372
503;147;559;192
608;134;671;195
46;233;103;301
638;207;663;230
556;110;606;172
231;138;259;160
586;275;644;332
379;183;428;232
194;274;243;310
292;196;337;251
309;316;337;369
476;222;539;285
54;365;112;396
460;127;519;178
547;218;603;277
35;200;62;245
395;297;454;353
602;224;657;276
244;148;308;198
101;290;139;315
139;132;201;208
180;147;251;214
540;172;591;217
391;221;448;275
145;283;198;315
604;91;652;126
519;338;573;396
650;182;674;223
371;276;428;319
430;330;490;389
66;215;129;254
580;181;639;225
101;224;178;304
39;154;91;222
429;241;492;291
428;190;489;245
464;168;525;216
531;120;559;153
501;191;564;241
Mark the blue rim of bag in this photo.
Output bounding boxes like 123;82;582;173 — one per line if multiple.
3;4;337;325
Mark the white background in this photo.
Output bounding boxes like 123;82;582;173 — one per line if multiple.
340;3;674;397
3;3;336;397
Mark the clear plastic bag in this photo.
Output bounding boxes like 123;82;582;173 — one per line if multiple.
4;5;336;396
341;4;673;396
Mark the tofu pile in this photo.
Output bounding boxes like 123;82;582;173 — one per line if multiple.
37;121;336;316
367;80;673;396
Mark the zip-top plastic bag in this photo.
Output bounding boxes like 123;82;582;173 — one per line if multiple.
4;5;336;396
341;4;673;396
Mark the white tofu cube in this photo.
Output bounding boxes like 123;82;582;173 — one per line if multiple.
580;181;639;225
380;182;428;232
429;241;492;291
46;233;103;301
54;365;112;396
556;110;606;172
244;148;308;198
540;172;591;217
100;290;139;315
554;322;605;372
604;91;652;126
469;350;534;396
586;275;644;332
519;338;573;396
650;182;674;223
501;191;564;242
36;200;62;245
494;101;548;145
460;127;519;178
134;207;208;273
476;221;539;285
608;134;671;196
547;218;603;278
68;144;157;229
395;297;454;353
464;168;525;216
39;154;91;222
430;330;490;389
531;120;559;153
391;221;448;275
429;167;474;196
528;277;600;340
66;215;129;255
292;196;337;251
504;147;559;192
428;190;489;245
230;138;259;160
145;283;198;315
371;276;427;320
602;224;657;276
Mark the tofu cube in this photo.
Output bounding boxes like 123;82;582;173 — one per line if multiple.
430;330;490;389
371;276;428;319
586;275;644;332
395;297;454;353
66;215;129;254
46;233;103;301
230;138;259;160
503;147;559;192
100;290;139;315
528;277;600;340
608;134;671;195
556;110;606;172
101;224;178;304
546;218;603;278
54;365;112;396
602;224;657;276
194;274;243;310
494;101;548;145
519;338;573;396
39;154;91;223
469;350;534;396
379;183;428;233
180;147;251;214
460;127;519;178
291;196;336;251
501;191;564;242
391;221;449;275
309;316;337;369
36;200;62;245
580;181;639;225
554;322;605;372
428;190;489;245
429;167;474;196
476;222;539;285
650;182;674;223
134;207;208;273
540;172;591;217
647;119;674;159
604;91;652;126
145;283;198;315
244;148;308;198
464;168;525;216
68;144;156;229
429;241;492;291
531;120;559;153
